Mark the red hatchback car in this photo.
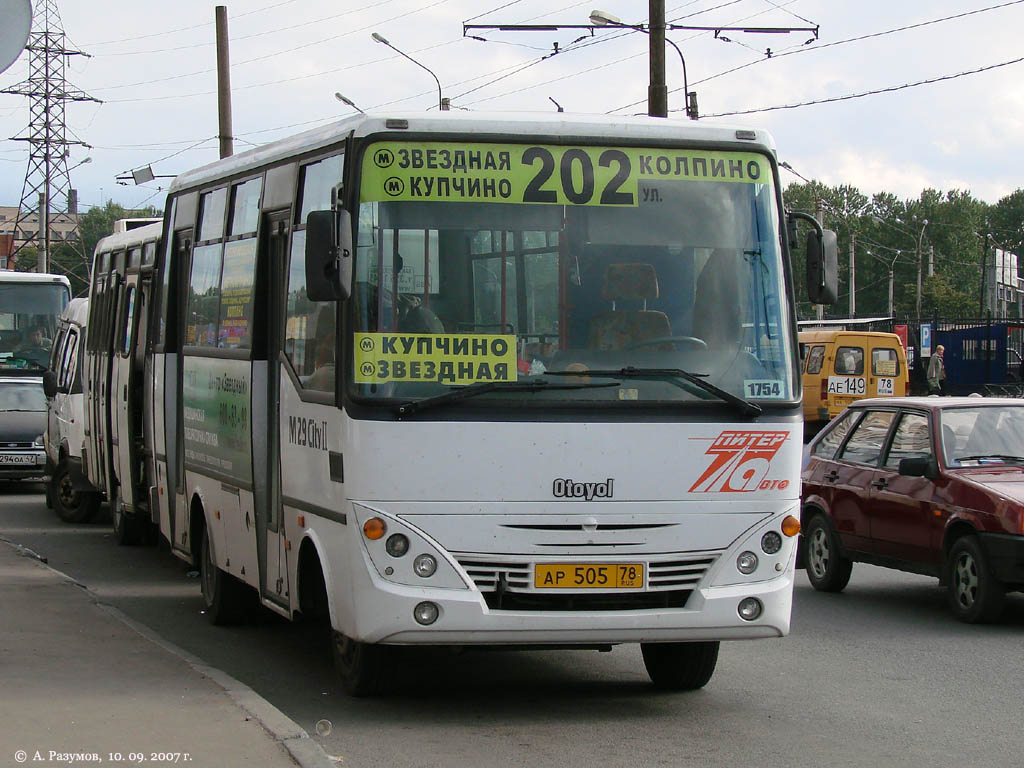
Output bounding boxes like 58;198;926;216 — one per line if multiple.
801;396;1024;623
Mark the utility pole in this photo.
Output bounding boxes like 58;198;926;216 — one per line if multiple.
980;233;989;316
849;233;856;318
648;0;667;118
2;0;98;275
216;6;233;159
915;219;928;318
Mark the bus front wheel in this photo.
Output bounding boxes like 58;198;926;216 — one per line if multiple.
641;641;719;690
50;458;99;524
332;632;387;697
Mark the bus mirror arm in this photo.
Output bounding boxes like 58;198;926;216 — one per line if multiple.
305;209;352;302
788;211;838;305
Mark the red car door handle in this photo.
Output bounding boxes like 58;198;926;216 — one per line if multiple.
824;470;840;482
871;478;888;489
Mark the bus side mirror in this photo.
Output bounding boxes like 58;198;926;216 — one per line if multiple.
43;370;58;399
305;209;353;302
806;227;838;305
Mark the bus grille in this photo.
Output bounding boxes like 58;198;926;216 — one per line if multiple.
454;553;719;612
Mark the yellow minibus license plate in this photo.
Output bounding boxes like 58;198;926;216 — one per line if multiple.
534;563;644;589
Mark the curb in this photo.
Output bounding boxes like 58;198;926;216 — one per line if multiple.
2;538;337;768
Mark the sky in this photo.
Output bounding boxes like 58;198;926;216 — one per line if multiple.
1;0;1023;215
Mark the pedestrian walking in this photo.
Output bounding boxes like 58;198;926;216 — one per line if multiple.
927;344;946;395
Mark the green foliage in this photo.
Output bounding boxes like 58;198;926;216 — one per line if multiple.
79;201;161;258
781;179;1014;320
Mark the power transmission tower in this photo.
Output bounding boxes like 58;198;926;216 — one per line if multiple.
2;0;100;277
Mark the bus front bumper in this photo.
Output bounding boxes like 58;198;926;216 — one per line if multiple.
349;570;793;645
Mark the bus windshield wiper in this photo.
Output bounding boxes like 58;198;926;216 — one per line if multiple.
394;379;621;418
544;366;762;418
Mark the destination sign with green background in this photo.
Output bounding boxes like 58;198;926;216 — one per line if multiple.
361;142;770;207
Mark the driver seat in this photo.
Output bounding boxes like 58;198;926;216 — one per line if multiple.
588;263;671;351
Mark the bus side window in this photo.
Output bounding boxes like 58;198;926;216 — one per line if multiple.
285;229;335;392
287;155;343;392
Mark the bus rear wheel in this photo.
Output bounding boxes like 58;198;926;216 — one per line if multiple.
641;641;719;690
200;526;246;625
112;495;144;545
332;632;387;697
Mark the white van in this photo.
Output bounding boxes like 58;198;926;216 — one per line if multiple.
43;298;102;522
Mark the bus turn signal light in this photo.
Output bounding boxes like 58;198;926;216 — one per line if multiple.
363;517;387;540
781;515;801;537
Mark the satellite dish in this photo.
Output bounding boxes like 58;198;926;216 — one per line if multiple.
0;0;33;76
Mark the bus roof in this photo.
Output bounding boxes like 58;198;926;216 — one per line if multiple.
93;221;163;255
0;271;71;287
168;111;778;195
60;296;89;328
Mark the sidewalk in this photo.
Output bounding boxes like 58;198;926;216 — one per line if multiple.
0;540;332;768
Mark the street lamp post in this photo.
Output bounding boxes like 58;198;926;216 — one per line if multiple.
872;215;928;317
589;8;697;119
864;248;901;318
371;32;448;111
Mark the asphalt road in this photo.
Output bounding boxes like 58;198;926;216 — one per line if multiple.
3;482;1023;768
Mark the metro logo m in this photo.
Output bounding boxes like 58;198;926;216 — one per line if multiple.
689;430;788;493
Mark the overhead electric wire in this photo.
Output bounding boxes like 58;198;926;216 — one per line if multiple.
464;0;527;24
702;56;1024;117
90;0;457;93
81;0;302;46
96;0;402;57
612;0;1024;113
459;0;809;107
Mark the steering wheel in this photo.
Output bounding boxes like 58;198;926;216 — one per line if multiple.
625;336;708;351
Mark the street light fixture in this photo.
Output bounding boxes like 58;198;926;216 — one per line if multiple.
863;247;902;318
334;92;365;113
589;9;698;119
872;215;928;317
371;32;448;111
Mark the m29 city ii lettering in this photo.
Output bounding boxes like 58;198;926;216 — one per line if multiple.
552;478;615;500
288;416;329;450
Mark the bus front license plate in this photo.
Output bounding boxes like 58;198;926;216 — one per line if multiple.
534;563;644;589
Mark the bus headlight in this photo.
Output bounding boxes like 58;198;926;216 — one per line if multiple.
736;551;758;574
761;531;783;554
413;554;437;578
33;434;45;448
414;601;439;625
738;597;763;621
385;534;409;557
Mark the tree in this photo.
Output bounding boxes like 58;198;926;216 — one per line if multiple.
46;202;161;297
989;189;1024;258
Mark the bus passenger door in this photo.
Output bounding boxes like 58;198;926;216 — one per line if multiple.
168;233;191;558
95;266;122;500
253;211;290;609
113;271;141;512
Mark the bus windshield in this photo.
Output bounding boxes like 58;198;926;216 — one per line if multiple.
0;280;70;372
351;141;794;408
